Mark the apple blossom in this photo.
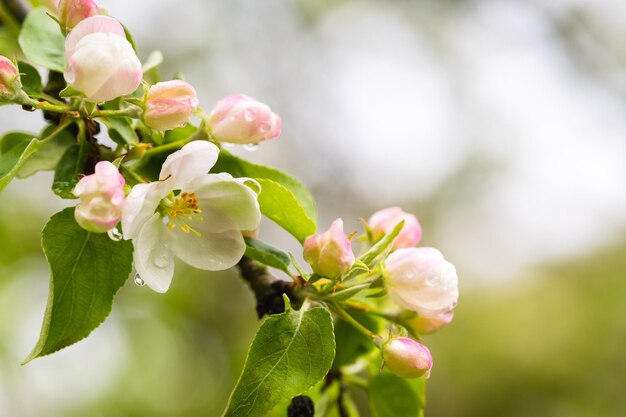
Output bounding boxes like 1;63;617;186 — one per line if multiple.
383;337;432;379
73;161;125;233
368;207;421;251
144;80;199;131
408;309;454;335
121;141;261;293
207;94;281;144
59;0;100;32
303;218;355;279
0;56;22;101
384;247;458;318
64;16;142;103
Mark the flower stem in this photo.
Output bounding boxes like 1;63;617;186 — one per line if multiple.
328;301;381;343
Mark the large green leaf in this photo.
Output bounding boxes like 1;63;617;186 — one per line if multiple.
18;8;65;72
101;117;139;145
368;373;424;417
24;208;133;363
222;305;335;417
0;137;42;192
213;151;317;220
256;178;316;243
17;61;42;95
52;143;95;199
244;237;291;273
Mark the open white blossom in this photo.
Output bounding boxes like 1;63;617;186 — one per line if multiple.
122;141;261;292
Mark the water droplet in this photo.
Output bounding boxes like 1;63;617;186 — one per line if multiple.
243;109;256;122
134;273;145;287
107;228;123;241
243;143;259;152
222;142;236;148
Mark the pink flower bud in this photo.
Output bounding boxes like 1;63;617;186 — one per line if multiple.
64;16;142;103
368;207;422;251
383;337;432;379
207;94;281;144
74;161;125;233
59;0;100;31
303;218;355;279
385;247;458;317
144;80;199;131
0;56;21;101
408;309;454;335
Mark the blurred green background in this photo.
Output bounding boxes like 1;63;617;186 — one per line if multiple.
1;0;625;416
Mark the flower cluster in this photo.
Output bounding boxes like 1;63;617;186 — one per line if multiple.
301;207;458;379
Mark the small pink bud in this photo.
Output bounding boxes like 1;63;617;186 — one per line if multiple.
207;94;281;144
385;247;458;318
64;16;142;103
0;56;22;101
383;337;432;379
368;207;422;251
408;309;454;335
144;80;199;131
59;0;100;32
74;161;125;233
303;218;355;279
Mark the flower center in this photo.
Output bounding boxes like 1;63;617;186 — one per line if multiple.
162;192;203;235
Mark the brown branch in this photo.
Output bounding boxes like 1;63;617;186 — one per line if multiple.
237;255;301;318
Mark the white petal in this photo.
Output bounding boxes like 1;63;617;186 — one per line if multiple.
134;213;176;293
171;226;246;271
122;182;168;240
186;173;261;233
159;141;219;189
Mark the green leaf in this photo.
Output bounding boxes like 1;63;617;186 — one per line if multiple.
214;151;317;221
59;84;84;98
0;131;34;154
368;373;424;417
17;61;42;94
24;208;133;362
359;221;405;268
256;178;316;243
17;125;75;178
222;306;335;417
52;143;95;199
101;117;139;145
0;137;43;192
244;237;291;273
18;8;65;72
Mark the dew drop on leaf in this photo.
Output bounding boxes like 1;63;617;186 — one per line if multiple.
134;273;145;287
107;227;123;241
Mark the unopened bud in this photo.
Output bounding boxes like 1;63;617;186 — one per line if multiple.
383;337;432;379
368;207;422;251
144;80;199;131
0;56;22;102
207;94;281;144
59;0;100;32
74;161;125;233
408;309;454;335
303;218;355;279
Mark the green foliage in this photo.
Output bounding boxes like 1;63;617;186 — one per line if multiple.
18;8;65;73
256;178;317;243
214;151;317;221
0;136;42;192
24;208;133;362
17;61;42;95
222;305;335;417
359;221;404;268
102;117;139;145
244;237;291;273
368;373;425;417
333;310;381;369
19;125;75;178
52;143;95;199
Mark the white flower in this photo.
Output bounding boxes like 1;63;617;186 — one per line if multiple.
122;141;261;292
384;247;458;318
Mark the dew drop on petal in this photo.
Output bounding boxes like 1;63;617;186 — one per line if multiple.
243;143;259;152
134;273;145;287
108;227;123;241
222;142;236;149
